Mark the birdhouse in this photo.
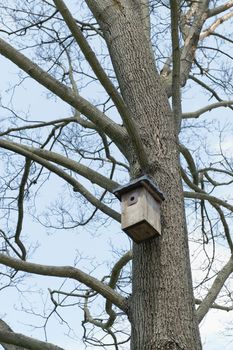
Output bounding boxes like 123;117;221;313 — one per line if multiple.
113;175;165;243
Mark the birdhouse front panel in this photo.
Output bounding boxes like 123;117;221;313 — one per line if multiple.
121;187;144;229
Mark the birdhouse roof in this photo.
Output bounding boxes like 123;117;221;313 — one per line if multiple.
113;175;165;202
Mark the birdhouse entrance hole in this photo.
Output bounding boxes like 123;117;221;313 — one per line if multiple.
128;192;138;206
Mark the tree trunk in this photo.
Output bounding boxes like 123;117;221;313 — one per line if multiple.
90;3;202;349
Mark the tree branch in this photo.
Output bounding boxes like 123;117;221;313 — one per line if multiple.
182;100;233;119
0;139;120;222
188;75;223;102
105;250;132;326
15;158;31;260
210;202;233;253
0;117;77;137
181;162;233;251
85;0;151;171
195;298;233;312
53;0;131;124
179;0;209;87
162;1;210;96
197;167;233;178
179;144;199;186
0;329;64;350
207;0;233;18
209;31;233;44
0;254;127;312
0;38;127;152
16;142;119;193
184;191;233;213
196;256;233;323
170;0;182;132
0;319;27;350
200;11;233;40
108;250;132;290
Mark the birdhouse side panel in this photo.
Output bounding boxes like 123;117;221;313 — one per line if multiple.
144;190;161;235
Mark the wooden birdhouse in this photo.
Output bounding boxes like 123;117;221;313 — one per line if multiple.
113;175;165;243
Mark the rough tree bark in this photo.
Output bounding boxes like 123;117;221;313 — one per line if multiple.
87;2;202;349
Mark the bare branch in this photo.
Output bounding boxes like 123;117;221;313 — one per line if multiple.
85;0;151;171
17;143;119;193
162;1;210;95
197;167;233;178
200;11;233;40
211;203;233;253
54;0;150;171
179;144;198;186
0;139;121;222
182;100;233;119
0;320;27;350
207;1;233;18
0;254;127;312
170;0;182;131
0;117;77;137
0;329;64;350
0;8;59;36
196;256;233;323
53;0;130;122
188;75;223;102
180;1;209;85
209;31;233;44
105;250;132;326
184;191;233;213
0;38;127;151
15;158;31;260
195;298;233;312
181;160;233;251
108;250;132;290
